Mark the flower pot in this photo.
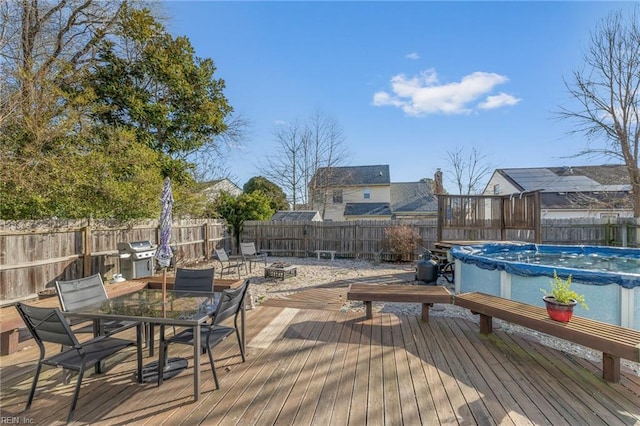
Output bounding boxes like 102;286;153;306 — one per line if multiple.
543;296;577;322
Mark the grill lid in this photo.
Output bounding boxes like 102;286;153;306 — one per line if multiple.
117;240;157;259
117;240;155;252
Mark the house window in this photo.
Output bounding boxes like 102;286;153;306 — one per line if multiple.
364;187;371;199
493;184;500;195
332;189;343;204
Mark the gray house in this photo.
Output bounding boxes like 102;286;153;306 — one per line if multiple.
271;210;322;221
391;182;438;219
483;165;632;219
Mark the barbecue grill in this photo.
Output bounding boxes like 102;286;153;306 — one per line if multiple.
117;240;157;280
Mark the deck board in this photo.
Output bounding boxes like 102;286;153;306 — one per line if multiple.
1;306;640;425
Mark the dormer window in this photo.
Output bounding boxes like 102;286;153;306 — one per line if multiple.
364;187;371;199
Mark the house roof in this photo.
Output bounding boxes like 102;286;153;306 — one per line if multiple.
496;165;631;193
344;202;392;217
390;182;438;213
541;192;632;210
311;165;390;187
271;210;322;221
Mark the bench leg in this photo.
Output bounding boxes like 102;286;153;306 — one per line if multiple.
365;301;373;319
602;353;621;382
421;303;432;322
478;314;493;334
1;329;19;355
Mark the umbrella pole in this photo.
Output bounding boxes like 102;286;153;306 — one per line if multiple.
162;267;167;306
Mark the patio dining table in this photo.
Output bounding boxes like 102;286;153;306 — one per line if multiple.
64;288;238;401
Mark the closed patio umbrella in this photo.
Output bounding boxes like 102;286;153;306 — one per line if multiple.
141;176;187;383
156;177;173;304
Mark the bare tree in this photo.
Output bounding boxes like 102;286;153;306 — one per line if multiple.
0;0;129;160
188;113;251;182
260;120;306;208
260;109;349;211
558;7;640;217
304;108;349;215
446;146;492;195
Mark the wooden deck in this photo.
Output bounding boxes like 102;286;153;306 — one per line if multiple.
1;306;639;425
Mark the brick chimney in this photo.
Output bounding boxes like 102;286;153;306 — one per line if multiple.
434;168;444;194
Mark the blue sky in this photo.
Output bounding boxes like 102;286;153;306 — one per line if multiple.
164;1;635;192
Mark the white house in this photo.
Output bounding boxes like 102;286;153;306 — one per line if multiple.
202;178;242;202
483;165;632;219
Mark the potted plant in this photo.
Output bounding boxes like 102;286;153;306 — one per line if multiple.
540;271;588;322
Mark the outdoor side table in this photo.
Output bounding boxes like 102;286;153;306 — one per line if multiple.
264;264;297;280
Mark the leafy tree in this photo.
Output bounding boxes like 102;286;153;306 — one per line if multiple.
558;7;640;217
243;176;289;212
0;2;233;219
213;192;274;251
87;5;232;181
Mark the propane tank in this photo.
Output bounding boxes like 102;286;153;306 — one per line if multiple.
415;253;439;285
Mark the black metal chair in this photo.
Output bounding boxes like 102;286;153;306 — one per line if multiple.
159;279;249;389
174;267;216;292
171;267;216;334
214;248;246;278
240;242;267;273
55;274;140;336
15;303;142;424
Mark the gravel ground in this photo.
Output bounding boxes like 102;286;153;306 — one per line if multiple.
186;255;640;377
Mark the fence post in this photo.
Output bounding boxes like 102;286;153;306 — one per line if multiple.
620;222;628;247
83;220;92;278
204;221;210;259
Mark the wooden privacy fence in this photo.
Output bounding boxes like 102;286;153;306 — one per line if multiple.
437;192;541;243
0;219;227;303
2;217;638;304
241;219;439;259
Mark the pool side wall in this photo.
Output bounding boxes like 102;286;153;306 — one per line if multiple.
455;260;639;330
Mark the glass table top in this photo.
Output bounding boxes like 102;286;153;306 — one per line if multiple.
70;289;221;325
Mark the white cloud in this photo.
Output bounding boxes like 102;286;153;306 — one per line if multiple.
478;92;521;110
373;69;520;116
406;52;420;60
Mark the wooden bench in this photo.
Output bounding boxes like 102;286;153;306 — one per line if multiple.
454;292;640;383
347;284;453;321
0;277;243;355
314;250;336;260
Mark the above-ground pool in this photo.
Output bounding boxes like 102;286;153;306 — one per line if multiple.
450;243;640;330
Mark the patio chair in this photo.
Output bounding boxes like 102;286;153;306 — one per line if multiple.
214;248;246;278
56;274;140;337
171;267;216;333
15;303;141;424
240;242;268;273
159;279;249;389
174;267;216;292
